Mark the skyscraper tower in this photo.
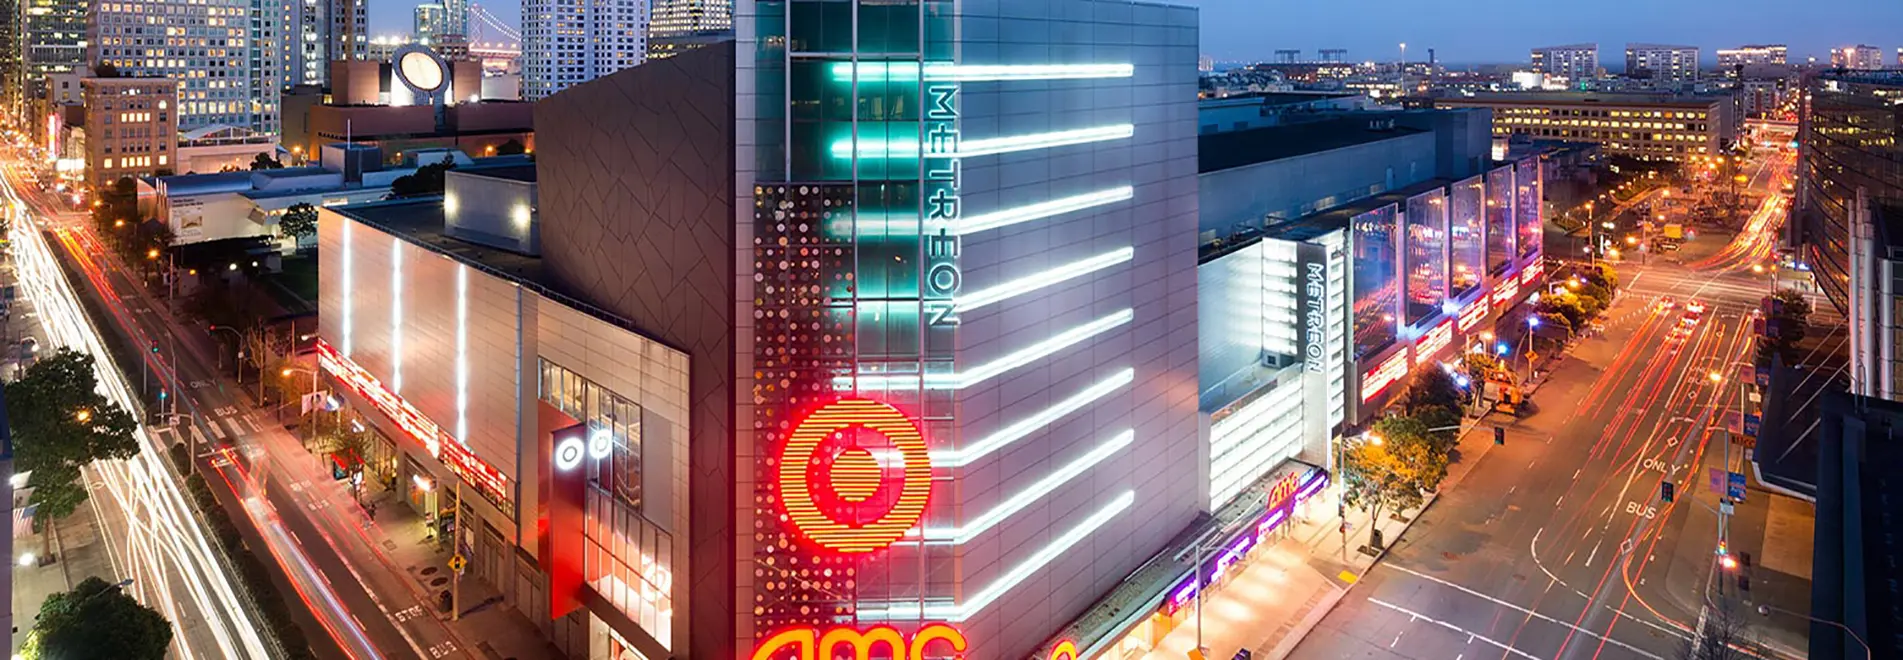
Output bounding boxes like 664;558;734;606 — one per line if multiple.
283;0;368;87
89;0;283;135
521;0;647;99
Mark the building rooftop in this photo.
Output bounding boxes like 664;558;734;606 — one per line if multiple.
1439;91;1731;107
1200;178;1452;263
460;163;537;183
330;195;671;350
154;171;254;196
1198;116;1426;173
250;166;331;180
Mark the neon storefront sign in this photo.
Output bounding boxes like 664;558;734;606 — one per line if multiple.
1491;278;1521;311
1360;352;1409;403
776;397;934;555
1456;298;1489;332
316;340;511;510
750;623;967;660
1413;321;1454;367
1165;469;1328;614
1519;260;1545;285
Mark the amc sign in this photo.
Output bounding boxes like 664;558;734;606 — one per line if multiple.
751;623;967;660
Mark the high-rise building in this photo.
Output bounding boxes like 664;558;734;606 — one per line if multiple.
1717;44;1788;68
414;3;447;42
644;0;730;59
1831;44;1885;70
22;0;87;120
283;0;368;87
81;77;178;187
0;0;22;125
1795;72;1903;397
440;0;468;37
520;0;646;99
89;0;281;136
1530;43;1598;83
1625;43;1699;85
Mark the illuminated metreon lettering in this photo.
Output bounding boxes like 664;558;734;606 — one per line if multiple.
924;81;963;328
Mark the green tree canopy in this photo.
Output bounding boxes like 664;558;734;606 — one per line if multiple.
1343;415;1451;545
250;152;284;170
34;576;173;660
389;156;457;197
280;202;318;242
5;349;140;526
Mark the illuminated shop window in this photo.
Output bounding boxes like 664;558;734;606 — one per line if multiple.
539;358;642;510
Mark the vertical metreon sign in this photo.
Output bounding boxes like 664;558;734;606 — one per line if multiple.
1296;242;1328;374
926;82;962;326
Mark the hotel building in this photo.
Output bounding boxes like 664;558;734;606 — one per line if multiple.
318;0;1202;657
1437;92;1737;162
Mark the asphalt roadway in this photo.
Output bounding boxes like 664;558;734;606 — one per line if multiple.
1290;164;1807;659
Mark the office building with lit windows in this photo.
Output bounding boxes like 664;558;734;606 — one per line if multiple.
519;0;647;99
1437;91;1736;162
1717;44;1788;69
645;0;731;59
87;0;281;136
81;77;177;188
20;0;87;123
283;0;368;86
1530;43;1598;83
1831;45;1886;71
1624;43;1699;86
319;0;1202;657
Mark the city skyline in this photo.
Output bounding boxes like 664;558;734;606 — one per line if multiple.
369;0;1903;65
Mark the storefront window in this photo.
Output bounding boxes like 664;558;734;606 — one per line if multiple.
1352;204;1399;359
1449;176;1485;297
1404;190;1447;326
584;486;673;650
1485;165;1514;275
539;359;643;510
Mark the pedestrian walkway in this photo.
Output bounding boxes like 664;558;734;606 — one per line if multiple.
9;505;117;652
1135;412;1510;660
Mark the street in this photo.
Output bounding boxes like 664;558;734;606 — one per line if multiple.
1290;148;1810;660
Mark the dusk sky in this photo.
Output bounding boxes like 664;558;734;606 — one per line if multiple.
371;0;1903;67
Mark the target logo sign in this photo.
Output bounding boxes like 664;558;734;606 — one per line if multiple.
776;397;933;554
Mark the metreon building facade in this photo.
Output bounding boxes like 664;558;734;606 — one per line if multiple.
319;0;1202;657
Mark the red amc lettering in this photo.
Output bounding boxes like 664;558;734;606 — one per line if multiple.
750;623;968;660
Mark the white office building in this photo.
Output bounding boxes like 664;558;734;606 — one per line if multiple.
1625;43;1700;85
1531;43;1598;83
87;0;283;135
519;0;647;99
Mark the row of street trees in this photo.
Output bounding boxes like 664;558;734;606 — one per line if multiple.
1340;366;1466;548
6;349;174;658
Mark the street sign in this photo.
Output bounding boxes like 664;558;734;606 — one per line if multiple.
1754;368;1770;388
1743;413;1761;438
1719;501;1735;516
1727;472;1747;501
448;554;467;574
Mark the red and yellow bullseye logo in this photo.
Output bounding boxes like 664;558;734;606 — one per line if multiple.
776;398;933;554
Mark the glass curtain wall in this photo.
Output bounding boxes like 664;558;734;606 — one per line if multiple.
1352;204;1400;359
1404;190;1447;326
1516;159;1542;260
1485;165;1515;274
1449;176;1485;297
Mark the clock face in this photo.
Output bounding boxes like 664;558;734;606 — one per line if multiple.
399;51;444;91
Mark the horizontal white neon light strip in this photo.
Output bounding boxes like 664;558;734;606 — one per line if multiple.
828;124;1134;160
954;247;1134;312
956;186;1134;235
843;309;1133;391
934;368;1133;467
857;491;1134;621
829;62;1134;82
919;429;1133;545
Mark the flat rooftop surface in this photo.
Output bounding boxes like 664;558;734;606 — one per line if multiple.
1199;116;1426;173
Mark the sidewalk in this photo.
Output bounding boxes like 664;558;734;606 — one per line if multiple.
1138;412;1510;660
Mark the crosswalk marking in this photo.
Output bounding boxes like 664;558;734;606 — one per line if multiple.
211;424;227;440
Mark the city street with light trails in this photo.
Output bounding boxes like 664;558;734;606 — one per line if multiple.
1;163;276;660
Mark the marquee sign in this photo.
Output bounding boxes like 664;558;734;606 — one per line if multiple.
776;397;934;554
751;623;967;660
1359;352;1410;403
1455;298;1488;332
1413;320;1454;367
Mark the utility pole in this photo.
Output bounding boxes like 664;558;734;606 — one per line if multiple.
451;480;463;621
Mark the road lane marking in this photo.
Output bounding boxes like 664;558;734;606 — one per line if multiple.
1585;542;1600;567
1366;598;1542;660
1378;565;1668;659
1573;469;1582;480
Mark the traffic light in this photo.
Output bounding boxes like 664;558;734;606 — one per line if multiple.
1660;481;1675;503
150;341;160;354
1494;427;1505;446
158;389;167;400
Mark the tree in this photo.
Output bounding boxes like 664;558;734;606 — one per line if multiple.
495;138;527;156
1343;416;1450;547
33;576;174;660
280;202;318;243
388;156;456;197
250;152;284;170
92;63;122;78
1757;288;1813;364
5;349;140;546
1675;601;1765;660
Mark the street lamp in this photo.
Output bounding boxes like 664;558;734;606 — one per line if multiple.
280;366;322;440
1757;605;1871;660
